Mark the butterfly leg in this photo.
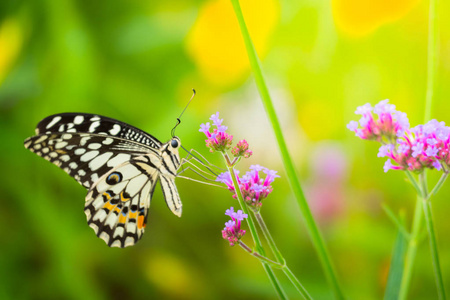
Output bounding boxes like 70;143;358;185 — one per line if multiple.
182;148;226;172
178;158;217;181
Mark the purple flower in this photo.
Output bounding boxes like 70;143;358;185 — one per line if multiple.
216;166;279;210
427;138;437;145
350;101;450;172
225;207;235;217
411;142;424;158
397;144;410;154
225;220;235;228
210;112;223;126
347;120;359;131
378;144;394;158
263;169;280;185
234;210;248;221
217;125;228;133
436;126;450;140
216;171;236;190
199;122;211;135
222;207;247;246
200;112;233;153
374;99;396;115
384;159;393;173
347;99;409;142
433;160;442;171
425;146;438;157
250;164;265;172
355;103;372;115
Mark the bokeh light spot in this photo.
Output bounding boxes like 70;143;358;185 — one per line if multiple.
0;18;23;84
186;0;279;86
332;0;420;37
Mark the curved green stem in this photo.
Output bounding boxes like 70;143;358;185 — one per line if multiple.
405;171;423;196
399;171;448;299
229;1;344;298
419;173;447;299
254;212;312;299
262;263;289;300
428;171;448;197
398;195;423;300
254;211;285;265
239;241;283;268
283;266;313;300
422;198;446;299
381;203;411;240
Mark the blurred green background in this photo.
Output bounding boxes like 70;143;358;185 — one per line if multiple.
1;0;449;299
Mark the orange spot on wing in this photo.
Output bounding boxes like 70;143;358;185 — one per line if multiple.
103;202;114;211
119;214;127;224
138;215;146;229
103;192;112;200
129;212;137;219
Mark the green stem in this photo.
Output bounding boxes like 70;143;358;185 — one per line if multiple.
419;173;447;299
254;212;286;265
229;0;344;298
262;263;289;300
381;203;411;240
424;0;438;123
422;198;446;299
223;153;287;299
398;196;423;300
239;241;283;268
283;266;313;300
405;171;423;197
428;171;448;197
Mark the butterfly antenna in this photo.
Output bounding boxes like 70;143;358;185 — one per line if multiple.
171;89;196;137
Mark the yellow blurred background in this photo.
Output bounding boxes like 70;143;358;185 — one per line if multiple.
1;0;449;299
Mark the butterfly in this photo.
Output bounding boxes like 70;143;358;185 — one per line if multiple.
24;113;183;248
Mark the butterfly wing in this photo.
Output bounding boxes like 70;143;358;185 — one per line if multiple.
35;113;162;148
85;156;159;248
160;175;182;217
24;132;158;189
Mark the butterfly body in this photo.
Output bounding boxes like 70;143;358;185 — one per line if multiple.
24;113;182;247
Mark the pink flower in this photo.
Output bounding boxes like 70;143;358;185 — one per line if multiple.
216;165;280;210
199;112;233;152
231;139;253;158
382;120;450;173
349;100;450;173
347;100;410;142
222;207;247;246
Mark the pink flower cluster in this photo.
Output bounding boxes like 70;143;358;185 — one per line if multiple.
231;139;253;158
380;120;450;172
222;207;248;246
199;112;233;153
216;165;280;210
348;100;450;173
347;100;409;142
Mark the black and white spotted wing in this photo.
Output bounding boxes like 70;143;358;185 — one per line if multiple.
24;113;183;248
35;113;162;149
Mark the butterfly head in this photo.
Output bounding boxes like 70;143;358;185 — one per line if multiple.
168;136;181;151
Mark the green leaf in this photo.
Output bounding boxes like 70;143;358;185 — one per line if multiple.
384;228;408;300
